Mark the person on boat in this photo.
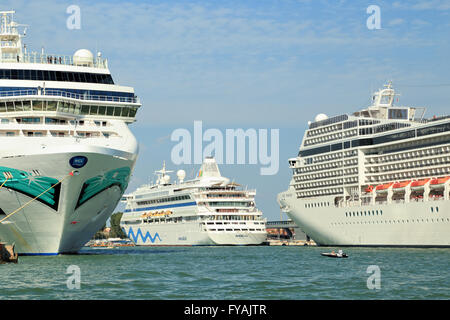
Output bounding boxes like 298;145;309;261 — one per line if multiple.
337;250;343;257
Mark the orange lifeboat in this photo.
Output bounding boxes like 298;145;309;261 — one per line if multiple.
392;180;411;190
430;176;450;189
375;182;394;192
411;178;431;189
365;185;374;193
430;176;450;185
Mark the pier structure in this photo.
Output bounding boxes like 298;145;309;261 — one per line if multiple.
265;220;309;241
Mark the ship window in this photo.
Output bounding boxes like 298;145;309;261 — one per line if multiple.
22;100;31;111
20;117;41;124
388;108;408;120
81;105;90;114
90;105;98;115
129;107;138;117
6;102;14;112
32;100;43;111
98;106;106;115
121;107;130;117
31;70;38;80
106;106;114;116
47;101;57;111
13;101;23;111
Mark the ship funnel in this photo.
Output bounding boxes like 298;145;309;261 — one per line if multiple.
198;157;221;178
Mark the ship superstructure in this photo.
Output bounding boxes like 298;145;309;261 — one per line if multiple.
278;82;450;246
120;158;267;246
0;11;140;254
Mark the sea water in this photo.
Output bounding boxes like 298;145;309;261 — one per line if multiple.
0;246;449;300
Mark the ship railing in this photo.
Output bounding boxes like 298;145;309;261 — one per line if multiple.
1;52;108;69
0;88;139;104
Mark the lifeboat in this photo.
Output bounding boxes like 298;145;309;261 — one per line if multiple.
392;180;411;191
365;185;374;193
410;178;431;190
375;182;394;193
430;176;450;189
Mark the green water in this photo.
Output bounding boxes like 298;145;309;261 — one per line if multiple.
0;246;449;300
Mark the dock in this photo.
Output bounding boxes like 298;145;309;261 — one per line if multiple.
264;239;316;246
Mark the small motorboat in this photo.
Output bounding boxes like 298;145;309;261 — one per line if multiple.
321;250;348;258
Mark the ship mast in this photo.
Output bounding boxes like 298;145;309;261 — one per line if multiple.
0;10;26;63
155;161;173;185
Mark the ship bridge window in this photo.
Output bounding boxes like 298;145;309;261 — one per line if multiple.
47;101;58;112
388;108;408;120
22;101;31;111
32;100;44;111
78;105;136;118
0;100;138;119
98;106;106;115
0;68;114;84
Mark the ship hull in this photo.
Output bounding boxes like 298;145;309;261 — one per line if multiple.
279;191;450;247
0;149;135;254
123;223;267;246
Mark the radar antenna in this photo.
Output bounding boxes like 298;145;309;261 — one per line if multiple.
154;161;173;185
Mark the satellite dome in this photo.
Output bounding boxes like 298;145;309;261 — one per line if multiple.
177;170;186;181
73;49;94;67
314;113;328;122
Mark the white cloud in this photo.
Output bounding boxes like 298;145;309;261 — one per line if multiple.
388;18;405;26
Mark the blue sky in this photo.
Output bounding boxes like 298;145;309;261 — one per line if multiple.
4;0;450;220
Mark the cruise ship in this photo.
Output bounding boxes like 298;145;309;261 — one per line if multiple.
277;82;450;247
120;157;267;246
0;11;140;254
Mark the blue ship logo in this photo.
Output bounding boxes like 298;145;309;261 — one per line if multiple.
69;156;88;168
127;227;161;244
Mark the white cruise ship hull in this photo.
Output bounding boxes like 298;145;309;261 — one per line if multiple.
0;149;136;255
279;191;450;247
123;223;266;246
